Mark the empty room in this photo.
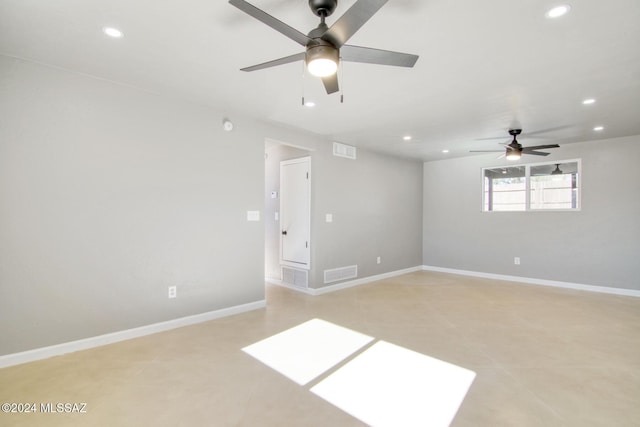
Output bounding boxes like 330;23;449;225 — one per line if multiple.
1;1;639;426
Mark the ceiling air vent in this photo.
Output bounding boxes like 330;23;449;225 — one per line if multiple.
333;142;357;160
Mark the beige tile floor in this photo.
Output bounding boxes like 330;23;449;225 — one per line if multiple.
1;271;639;426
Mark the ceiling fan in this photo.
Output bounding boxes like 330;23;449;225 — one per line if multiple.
228;0;419;94
470;129;560;161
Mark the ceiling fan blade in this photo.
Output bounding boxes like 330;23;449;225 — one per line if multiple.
522;144;560;151
240;52;305;72
322;74;340;94
229;0;313;47
525;125;572;136
321;0;388;48
475;136;509;141
341;45;419;67
523;151;551;156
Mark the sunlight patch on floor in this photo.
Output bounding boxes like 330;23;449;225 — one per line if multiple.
311;340;476;427
243;319;475;426
242;318;374;385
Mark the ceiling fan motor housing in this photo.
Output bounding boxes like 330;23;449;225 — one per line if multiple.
309;0;338;17
306;41;339;66
508;142;523;151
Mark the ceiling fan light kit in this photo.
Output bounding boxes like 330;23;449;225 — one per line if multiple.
229;0;419;95
506;151;522;161
306;44;339;77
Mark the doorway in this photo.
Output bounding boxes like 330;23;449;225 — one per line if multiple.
264;141;312;284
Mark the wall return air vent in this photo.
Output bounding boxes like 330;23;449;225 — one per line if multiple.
282;267;309;289
333;142;357;160
324;265;358;284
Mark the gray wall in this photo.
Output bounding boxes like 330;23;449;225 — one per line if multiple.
311;146;423;288
0;56;277;355
264;140;424;289
423;135;640;291
0;55;425;355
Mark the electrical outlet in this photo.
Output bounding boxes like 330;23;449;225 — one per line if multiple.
514;257;520;265
168;286;177;299
376;256;381;264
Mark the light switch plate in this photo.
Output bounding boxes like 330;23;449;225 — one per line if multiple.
247;211;260;222
326;214;333;223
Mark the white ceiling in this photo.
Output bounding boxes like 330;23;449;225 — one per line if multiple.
1;0;639;161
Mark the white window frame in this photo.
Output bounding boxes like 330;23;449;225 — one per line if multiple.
482;158;582;212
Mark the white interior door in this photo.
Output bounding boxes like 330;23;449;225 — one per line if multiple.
280;157;311;269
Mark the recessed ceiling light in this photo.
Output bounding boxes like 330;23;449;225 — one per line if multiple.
442;149;449;154
403;136;412;141
582;98;596;105
304;101;316;108
103;27;123;38
546;5;571;18
593;126;604;131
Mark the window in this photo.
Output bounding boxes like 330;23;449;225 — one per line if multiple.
483;160;580;212
483;166;526;211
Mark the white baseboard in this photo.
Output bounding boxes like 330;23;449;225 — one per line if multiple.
265;278;315;295
421;265;640;298
268;266;423;296
0;300;266;369
312;266;423;295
